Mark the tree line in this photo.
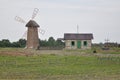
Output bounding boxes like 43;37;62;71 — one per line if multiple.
92;42;120;48
0;39;26;48
0;37;64;48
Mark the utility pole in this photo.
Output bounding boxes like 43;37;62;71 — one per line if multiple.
105;38;110;49
77;25;79;33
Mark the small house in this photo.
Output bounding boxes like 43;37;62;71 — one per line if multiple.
62;33;93;49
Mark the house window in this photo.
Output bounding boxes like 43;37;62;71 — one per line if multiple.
84;41;87;46
71;41;75;46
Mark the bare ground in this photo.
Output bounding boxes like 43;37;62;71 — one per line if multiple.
0;48;120;57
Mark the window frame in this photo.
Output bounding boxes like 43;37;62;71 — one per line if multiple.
71;41;75;46
83;41;87;46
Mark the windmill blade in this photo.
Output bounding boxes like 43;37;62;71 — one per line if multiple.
31;8;39;20
21;31;27;39
15;16;26;23
38;28;45;35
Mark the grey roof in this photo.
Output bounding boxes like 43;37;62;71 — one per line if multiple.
26;20;39;27
64;33;93;40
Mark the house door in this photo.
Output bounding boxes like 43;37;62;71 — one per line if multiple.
77;40;81;48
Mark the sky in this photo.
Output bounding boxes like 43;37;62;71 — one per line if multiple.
0;0;120;43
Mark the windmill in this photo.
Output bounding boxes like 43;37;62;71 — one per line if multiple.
15;8;44;49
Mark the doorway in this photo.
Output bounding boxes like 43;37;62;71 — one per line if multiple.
77;40;81;48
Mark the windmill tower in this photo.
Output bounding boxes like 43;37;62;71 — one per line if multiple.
15;8;42;49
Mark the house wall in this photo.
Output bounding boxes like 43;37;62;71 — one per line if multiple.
81;40;92;49
65;40;77;49
65;40;92;49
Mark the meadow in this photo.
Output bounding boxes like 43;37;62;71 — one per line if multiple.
0;48;120;80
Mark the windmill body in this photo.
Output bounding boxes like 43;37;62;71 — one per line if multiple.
15;8;42;49
26;20;39;49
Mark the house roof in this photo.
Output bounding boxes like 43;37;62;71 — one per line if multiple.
64;33;93;40
26;20;39;27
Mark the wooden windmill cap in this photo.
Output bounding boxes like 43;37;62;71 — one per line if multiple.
26;20;39;27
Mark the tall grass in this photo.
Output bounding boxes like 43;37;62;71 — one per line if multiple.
0;54;120;79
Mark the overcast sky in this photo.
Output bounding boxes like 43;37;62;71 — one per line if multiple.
0;0;120;43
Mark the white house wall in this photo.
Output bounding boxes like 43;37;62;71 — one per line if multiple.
65;40;92;49
65;40;77;49
81;40;92;49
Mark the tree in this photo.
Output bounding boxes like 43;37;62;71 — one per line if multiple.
39;39;48;47
0;37;65;48
56;39;65;47
18;39;26;47
0;39;11;47
48;37;56;47
39;37;65;48
0;41;3;47
11;42;20;47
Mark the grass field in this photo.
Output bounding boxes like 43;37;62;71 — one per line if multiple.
0;48;120;80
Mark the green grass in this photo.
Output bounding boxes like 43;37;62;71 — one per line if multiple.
0;54;120;80
0;48;120;80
